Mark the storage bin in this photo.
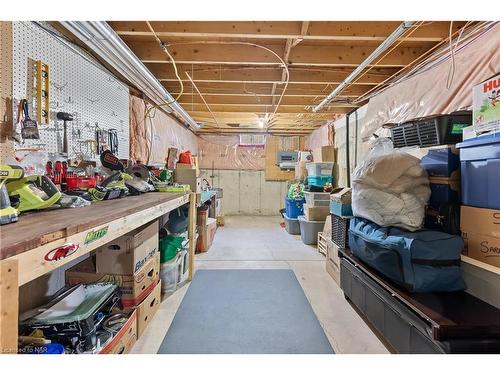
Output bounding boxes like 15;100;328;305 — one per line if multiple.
307;175;333;187
306;162;334;177
298;215;325;245
329;201;353;217
283;213;301;235
331;214;350;249
160;253;181;294
303;191;330;206
285;197;305;218
421;146;460;178
428;178;460;209
456;134;500;209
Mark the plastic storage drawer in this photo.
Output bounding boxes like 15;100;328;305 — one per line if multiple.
456;134;500;209
283;213;301;235
306;162;334;177
340;257;500;353
285;197;305;219
298;215;325;245
304;191;330;206
307;175;333;187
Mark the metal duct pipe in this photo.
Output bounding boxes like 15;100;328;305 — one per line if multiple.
59;21;200;129
313;21;415;113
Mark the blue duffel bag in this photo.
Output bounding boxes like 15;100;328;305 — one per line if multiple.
348;217;466;293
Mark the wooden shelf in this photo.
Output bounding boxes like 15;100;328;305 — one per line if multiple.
461;255;500;276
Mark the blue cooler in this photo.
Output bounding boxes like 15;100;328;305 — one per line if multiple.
285;197;305;218
456;133;500;209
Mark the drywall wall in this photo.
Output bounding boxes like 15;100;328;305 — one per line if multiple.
200;169;288;216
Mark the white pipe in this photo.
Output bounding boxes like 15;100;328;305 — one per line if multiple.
59;21;201;129
313;21;415;113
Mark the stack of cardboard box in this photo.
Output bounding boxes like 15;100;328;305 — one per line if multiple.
196;207;217;252
66;220;162;351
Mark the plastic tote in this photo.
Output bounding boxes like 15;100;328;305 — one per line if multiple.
160;253;182;294
305;162;334;177
298;215;325;245
285;197;305;218
307;175;333;187
456;133;500;209
283;213;301;235
304;191;330;206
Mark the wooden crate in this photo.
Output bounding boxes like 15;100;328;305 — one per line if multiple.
317;232;328;257
326;239;340;285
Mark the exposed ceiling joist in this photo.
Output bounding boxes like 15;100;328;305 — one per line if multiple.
126;41;432;68
110;21;466;42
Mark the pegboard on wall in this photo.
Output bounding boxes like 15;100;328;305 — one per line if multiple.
11;22;129;161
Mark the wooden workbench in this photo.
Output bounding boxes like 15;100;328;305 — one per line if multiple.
0;191;197;354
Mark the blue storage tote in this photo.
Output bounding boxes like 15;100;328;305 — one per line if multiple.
456;134;500;209
421;146;460;178
285;197;305;218
428;177;460;209
307;175;333;187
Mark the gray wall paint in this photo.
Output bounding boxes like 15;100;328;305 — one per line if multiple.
200;169;288;216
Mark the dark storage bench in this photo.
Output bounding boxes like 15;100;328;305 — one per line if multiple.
339;249;500;353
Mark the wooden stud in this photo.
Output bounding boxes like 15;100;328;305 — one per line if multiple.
0;259;18;354
109;21;467;42
0;21;14;163
188;192;197;281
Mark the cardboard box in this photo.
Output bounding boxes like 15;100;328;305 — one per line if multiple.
174;169;201;192
326;239;340;285
295;160;308;180
312;145;335;162
330;187;352;204
461;232;500;268
176;162;200;177
460;205;500;268
99;310;137;354
66;253;160;308
196;217;217;252
473;73;500;133
460;205;500;237
197;207;209;227
303;203;329;221
136;280;161;338
96;221;159;275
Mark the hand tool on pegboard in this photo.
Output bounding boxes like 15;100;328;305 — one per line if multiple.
35;60;50;125
108;128;119;154
20;99;40;139
56;112;74;156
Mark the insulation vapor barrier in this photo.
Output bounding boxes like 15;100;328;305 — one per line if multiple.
361;22;500;140
129;95;198;164
198;135;266;171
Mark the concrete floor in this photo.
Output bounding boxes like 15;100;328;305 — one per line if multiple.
132;216;388;354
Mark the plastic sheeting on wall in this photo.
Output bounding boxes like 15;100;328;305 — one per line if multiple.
361;23;500;141
305;121;335;150
129;95;198;164
198;135;265;171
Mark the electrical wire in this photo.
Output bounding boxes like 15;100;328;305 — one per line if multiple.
446;21;456;90
164;40;290;117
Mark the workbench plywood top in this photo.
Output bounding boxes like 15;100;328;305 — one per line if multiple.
0;192;187;260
